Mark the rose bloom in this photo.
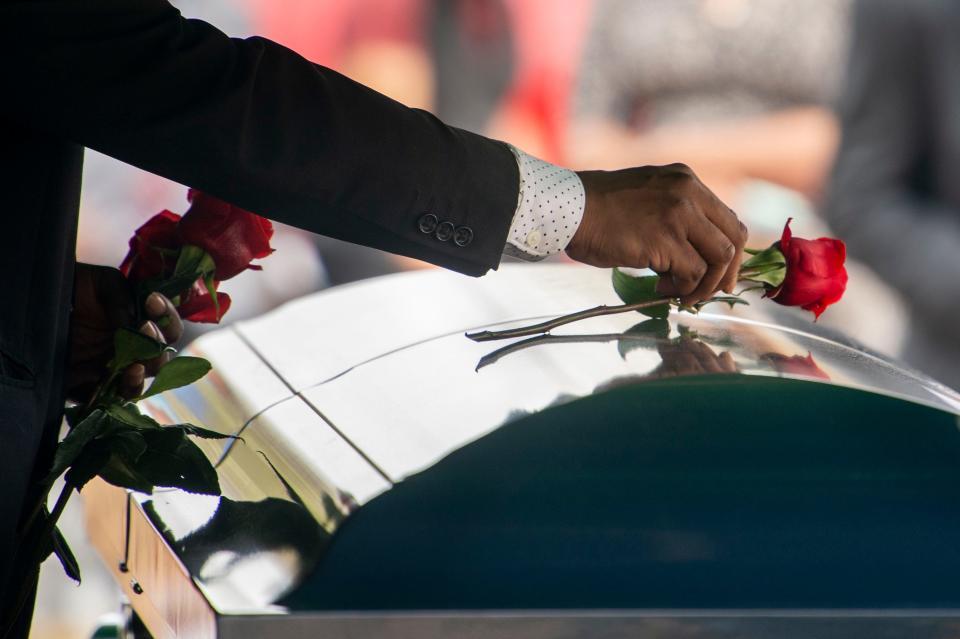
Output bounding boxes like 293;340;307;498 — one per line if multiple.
178;190;274;280
768;219;847;319
119;210;182;283
178;278;232;324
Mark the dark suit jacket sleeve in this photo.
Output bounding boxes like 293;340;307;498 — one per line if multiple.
824;0;960;320
0;0;519;277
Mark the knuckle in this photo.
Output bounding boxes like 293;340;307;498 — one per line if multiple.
665;162;692;175
668;213;688;239
648;252;669;274
690;261;707;280
720;239;736;261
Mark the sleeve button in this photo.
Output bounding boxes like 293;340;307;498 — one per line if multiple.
453;226;474;247
418;213;439;234
525;229;542;249
435;220;455;242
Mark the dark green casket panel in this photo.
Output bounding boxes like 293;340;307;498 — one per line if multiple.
284;376;960;611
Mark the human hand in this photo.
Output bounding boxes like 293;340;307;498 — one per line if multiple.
650;335;738;379
567;164;748;304
67;264;184;402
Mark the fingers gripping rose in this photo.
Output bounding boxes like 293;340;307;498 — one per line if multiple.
28;190;274;603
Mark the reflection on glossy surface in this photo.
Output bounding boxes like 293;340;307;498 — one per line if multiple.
301;309;960;484
144;494;327;611
135;423;383;614
103;264;960;631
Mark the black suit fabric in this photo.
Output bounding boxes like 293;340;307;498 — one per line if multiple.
0;0;519;623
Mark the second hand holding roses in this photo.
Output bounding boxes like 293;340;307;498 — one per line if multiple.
120;190;275;322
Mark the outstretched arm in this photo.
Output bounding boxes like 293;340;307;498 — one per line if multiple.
1;0;747;298
1;0;517;276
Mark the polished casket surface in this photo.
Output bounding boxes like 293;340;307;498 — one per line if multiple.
83;264;960;639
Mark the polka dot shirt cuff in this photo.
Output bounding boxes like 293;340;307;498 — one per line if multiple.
502;145;586;261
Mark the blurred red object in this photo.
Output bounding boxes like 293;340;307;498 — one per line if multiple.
493;0;593;163
248;0;426;69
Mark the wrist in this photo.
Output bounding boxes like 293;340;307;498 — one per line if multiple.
566;170;603;263
503;147;586;261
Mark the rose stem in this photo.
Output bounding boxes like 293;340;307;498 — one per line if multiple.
476;332;629;370
2;484;74;639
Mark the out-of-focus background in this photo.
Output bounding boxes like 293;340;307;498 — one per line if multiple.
35;0;959;636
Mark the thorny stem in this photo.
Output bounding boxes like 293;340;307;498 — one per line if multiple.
83;369;119;414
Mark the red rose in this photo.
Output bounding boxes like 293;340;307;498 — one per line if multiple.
761;352;830;380
178;278;232;324
177;189;274;280
119;210;182;283
768;219;848;319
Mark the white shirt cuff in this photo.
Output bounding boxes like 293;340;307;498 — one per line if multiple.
503;146;586;261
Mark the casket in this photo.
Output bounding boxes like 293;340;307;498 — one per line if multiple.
83;264;960;639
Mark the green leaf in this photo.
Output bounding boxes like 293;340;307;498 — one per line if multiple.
617;319;670;360
180;423;236;440
92;429;155;493
105;404;162;430
65;440;112;490
203;273;221;320
138;273;199;302
611;269;671;319
97;452;156;495
135;429;221;495
173;245;207;279
44;409;109;484
740;265;787;288
198;252;216;277
741;245;786;270
108;328;166;372
740;245;787;289
626;318;671;338
52;525;81;583
139;356;212;400
107;430;149;461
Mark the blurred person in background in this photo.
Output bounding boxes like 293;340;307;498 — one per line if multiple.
825;0;960;390
569;0;850;223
